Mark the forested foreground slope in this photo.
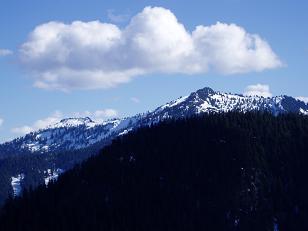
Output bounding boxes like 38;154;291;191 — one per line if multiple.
1;86;307;205
1;113;308;231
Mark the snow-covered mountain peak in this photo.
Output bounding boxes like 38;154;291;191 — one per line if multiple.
59;117;94;124
194;86;216;97
1;86;308;155
49;117;97;129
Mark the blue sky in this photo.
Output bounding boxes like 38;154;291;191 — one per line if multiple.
0;0;308;142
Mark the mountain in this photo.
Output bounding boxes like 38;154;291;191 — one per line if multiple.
1;87;308;155
1;113;308;230
0;86;307;204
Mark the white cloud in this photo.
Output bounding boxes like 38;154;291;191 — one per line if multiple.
243;84;272;98
296;97;308;104
11;111;63;135
192;23;282;74
11;108;118;135
73;108;118;122
0;49;13;56
20;6;282;91
11;126;34;135
94;109;118;118
107;9;130;23
130;97;140;103
0;118;4;127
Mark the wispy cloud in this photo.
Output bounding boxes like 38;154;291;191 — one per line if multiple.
20;6;282;91
243;84;272;98
0;117;4;127
0;49;13;57
107;9;130;23
11;111;63;135
11;109;118;136
130;97;140;103
72;108;118;122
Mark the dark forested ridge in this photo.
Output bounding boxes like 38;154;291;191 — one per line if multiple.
0;139;109;206
1;86;308;206
1;113;308;231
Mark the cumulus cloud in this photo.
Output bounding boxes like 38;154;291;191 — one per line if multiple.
0;49;13;56
243;84;272;98
0;118;3;127
11;109;118;135
20;6;282;91
296;97;308;104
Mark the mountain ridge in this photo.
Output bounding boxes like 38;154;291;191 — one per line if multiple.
1;86;308;156
0;86;307;203
2;112;308;230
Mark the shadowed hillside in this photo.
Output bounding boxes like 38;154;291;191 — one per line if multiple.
1;113;308;231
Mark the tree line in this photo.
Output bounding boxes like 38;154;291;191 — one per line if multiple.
1;112;308;230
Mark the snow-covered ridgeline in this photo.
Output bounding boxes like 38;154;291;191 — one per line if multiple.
1;87;308;155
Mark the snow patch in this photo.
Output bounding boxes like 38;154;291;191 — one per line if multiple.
300;108;308;115
44;168;64;186
11;174;25;197
160;95;189;109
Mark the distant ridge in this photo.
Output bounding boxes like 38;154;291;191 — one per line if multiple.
0;86;308;202
1;86;307;155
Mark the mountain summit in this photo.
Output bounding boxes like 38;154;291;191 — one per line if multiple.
1;87;308;155
0;86;308;202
